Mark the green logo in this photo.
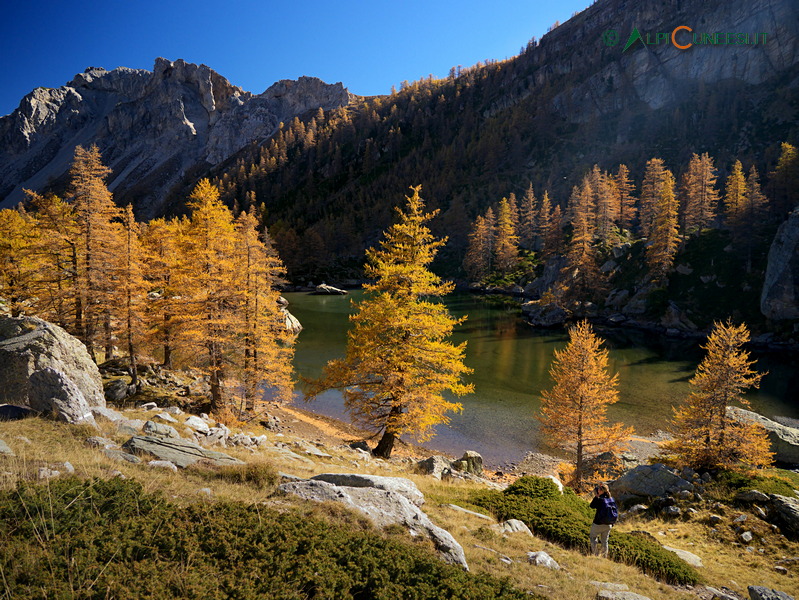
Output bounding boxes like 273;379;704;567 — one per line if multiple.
602;30;619;47
623;28;644;52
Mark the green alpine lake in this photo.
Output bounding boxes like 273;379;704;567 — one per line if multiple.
285;291;799;467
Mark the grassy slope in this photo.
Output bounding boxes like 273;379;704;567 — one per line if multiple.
0;415;797;598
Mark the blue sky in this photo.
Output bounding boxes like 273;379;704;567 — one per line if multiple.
1;1;590;117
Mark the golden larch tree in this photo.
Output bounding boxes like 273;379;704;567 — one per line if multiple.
518;183;537;250
494;197;519;274
538;321;633;489
463;214;493;281
645;169;679;284
639;158;668;237
771;142;799;215
593;166;619;245
724;160;747;231
680;152;719;236
117;204;147;386
234;208;294;413
22;191;80;329
182;179;241;413
615;164;636;234
310;186;473;458
663;321;772;470
564;185;605;303
0;208;42;317
69;144;122;361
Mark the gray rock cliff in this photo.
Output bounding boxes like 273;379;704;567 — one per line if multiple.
761;208;799;321
0;58;354;217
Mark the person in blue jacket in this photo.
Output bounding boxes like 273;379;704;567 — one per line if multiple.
589;482;618;557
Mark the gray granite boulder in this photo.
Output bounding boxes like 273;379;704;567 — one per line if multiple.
748;586;796;600
28;367;97;426
122;435;244;468
728;407;799;465
0;438;14;456
417;455;452;479
310;473;425;506
768;494;799;538
0;315;104;407
609;463;693;500
527;550;559;569
143;420;180;439
104;379;136;403
279;479;467;569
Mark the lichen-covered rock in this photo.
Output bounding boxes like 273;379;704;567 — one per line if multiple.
748;585;796;600
0;316;104;407
769;494;799;538
279;479;467;569
451;451;484;476
417;455;452;479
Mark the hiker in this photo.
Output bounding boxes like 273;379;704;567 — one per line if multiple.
589;483;618;557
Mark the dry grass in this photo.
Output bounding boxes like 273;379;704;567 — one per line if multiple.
1;415;798;597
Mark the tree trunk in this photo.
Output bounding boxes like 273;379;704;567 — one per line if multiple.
373;429;397;459
162;313;172;368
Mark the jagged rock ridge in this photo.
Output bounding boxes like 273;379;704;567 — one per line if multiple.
0;58;354;217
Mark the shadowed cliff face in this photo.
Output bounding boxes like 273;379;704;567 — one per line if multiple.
0;58;353;217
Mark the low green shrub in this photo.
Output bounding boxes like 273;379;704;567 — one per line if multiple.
0;477;531;600
712;470;796;499
473;477;699;585
503;475;561;500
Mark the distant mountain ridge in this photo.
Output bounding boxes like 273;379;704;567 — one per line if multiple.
0;58;354;216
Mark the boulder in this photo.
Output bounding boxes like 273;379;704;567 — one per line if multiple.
728;407;799;465
417;455;452;479
279;480;468;569
154;412;178;423
281;308;303;335
748;586;796;600
492;519;533;536
122;435;245;468
104;379;136;403
705;587;738;600
521;301;567;327
313;284;347;295
736;489;771;504
768;495;799;538
451;451;483;476
0;404;36;420
0;315;104;407
143;420;180;439
310;473;425;506
527;550;559;569
103;449;141;463
184;415;210;434
0;438;14;456
761;208;799;321
609;464;693;500
148;460;178;472
525;256;567;298
85;436;117;449
27;367;97;426
89;406;124;422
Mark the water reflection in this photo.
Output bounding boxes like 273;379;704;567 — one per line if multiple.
286;291;799;467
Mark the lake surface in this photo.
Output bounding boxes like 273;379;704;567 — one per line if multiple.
286;291;799;467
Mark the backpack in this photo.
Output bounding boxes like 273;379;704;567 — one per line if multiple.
596;497;618;525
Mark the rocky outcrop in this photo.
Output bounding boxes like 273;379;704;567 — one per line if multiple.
748;586;797;600
281;308;303;335
0;315;104;408
0;58;354;217
609;463;693;500
451;451;484;476
122;435;244;468
521;301;568;327
761;209;799;320
728;407;799;465
279;479;468;569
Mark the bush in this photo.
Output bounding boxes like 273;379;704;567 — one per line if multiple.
503;475;561;500
712;470;796;499
0;477;530;600
473;477;699;585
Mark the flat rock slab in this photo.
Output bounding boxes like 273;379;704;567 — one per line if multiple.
310;473;425;506
444;504;493;521
662;546;703;567
103;449;141;464
122;435;244;468
596;591;653;600
280;479;467;570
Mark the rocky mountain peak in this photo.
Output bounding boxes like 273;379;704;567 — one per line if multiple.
0;58;354;217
